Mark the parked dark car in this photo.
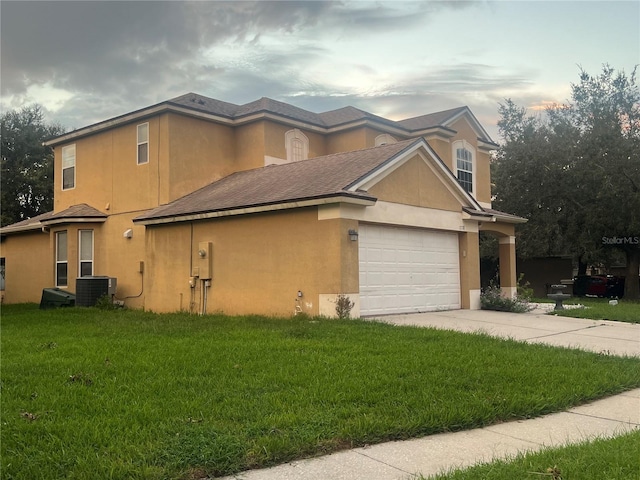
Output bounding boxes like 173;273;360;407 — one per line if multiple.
573;275;625;298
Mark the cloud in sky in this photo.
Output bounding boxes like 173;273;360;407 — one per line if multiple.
1;0;638;141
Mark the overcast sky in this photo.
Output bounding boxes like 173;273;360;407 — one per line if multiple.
1;0;638;141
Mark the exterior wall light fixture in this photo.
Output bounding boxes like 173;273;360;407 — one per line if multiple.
348;229;359;242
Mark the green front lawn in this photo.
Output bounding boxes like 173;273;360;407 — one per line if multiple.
546;297;640;323
2;305;639;479
427;429;640;479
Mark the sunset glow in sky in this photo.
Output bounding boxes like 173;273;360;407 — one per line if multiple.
1;1;638;141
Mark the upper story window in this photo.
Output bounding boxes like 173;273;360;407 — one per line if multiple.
78;230;94;277
137;123;149;165
56;231;68;287
453;140;475;195
62;144;76;190
285;129;309;162
375;134;397;146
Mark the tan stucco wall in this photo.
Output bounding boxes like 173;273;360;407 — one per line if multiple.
1;215;148;307
93;215;146;308
142;208;357;316
368;155;462;212
54;113;239;215
1;231;51;303
475;149;491;205
54;116;164;214
480;222;516;237
458;231;481;309
423;136;453;171
261;122;327;161
235;122;267;170
325;128;369;154
167;113;236;201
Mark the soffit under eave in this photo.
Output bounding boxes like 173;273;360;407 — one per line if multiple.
40;217;107;227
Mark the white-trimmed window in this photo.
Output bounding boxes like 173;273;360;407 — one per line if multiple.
78;230;94;277
453;140;475;194
62;144;76;190
56;231;68;287
285;129;309;162
137;123;149;165
375;134;397;146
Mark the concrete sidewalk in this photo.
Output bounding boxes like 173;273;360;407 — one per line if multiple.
217;310;640;480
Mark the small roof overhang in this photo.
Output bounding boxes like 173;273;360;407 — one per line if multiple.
135;194;376;226
464;206;527;224
0;204;107;236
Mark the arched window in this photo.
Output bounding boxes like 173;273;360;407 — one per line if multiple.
285;129;309;162
374;134;397;146
453;140;475;195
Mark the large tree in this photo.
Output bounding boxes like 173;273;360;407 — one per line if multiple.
493;65;640;299
1;105;65;226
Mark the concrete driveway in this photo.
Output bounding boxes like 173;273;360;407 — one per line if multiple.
372;308;640;357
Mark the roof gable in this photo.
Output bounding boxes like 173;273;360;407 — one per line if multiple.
42;204;107;224
347;139;482;211
398;106;494;143
368;155;468;212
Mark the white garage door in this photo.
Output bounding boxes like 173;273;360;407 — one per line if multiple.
359;224;461;315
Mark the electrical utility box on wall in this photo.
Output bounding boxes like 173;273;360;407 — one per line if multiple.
198;241;213;280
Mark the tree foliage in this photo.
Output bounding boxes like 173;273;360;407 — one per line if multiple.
493;65;640;299
1;105;65;226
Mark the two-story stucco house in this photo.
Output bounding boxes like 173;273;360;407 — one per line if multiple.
0;94;525;316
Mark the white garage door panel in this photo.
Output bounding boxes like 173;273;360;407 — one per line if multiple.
359;224;460;315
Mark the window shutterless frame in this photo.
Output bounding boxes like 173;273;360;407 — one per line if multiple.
285;129;309;162
452;140;475;195
55;231;68;287
61;144;76;190
78;229;94;277
137;123;149;164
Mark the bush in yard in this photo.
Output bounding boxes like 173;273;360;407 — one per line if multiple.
516;273;534;301
334;294;355;319
94;294;119;310
481;283;533;313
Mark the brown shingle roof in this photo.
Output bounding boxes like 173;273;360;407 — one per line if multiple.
43;203;107;222
168;93;241;118
397;106;468;131
135;139;421;223
46;91;490;147
318;106;402;129
0;210;54;231
236;97;327;126
1;204;107;234
167;94;468;132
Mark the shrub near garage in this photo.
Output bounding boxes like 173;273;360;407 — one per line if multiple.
480;283;533;313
